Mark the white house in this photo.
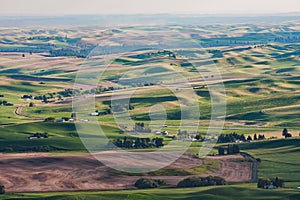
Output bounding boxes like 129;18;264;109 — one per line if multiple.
266;185;276;189
90;112;99;116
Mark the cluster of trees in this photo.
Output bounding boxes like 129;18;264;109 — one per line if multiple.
24;89;79;103
134;178;166;189
282;128;292;138
257;177;284;189
133;122;151;133
0;100;13;106
28;86;121;104
208;49;223;58
28;36;80;44
29;132;49;139
247;134;266;141
177;130;196;137
125;50;176;60
177;176;226;188
112;136;164;149
217;133;246;143
0;145;57;153
217;133;266;143
0;185;4;194
0;43;55;54
108;103;134;113
195;134;205;141
22;94;33;99
274;35;300;43
218;144;240;155
57;89;79;97
32;94;55;103
49;45;95;58
88;86;115;95
44;117;56;122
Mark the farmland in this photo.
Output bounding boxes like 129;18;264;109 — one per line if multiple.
0;20;300;198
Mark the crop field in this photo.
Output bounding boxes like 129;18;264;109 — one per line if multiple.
0;21;300;198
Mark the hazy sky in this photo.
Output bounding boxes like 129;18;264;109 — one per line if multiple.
1;0;300;15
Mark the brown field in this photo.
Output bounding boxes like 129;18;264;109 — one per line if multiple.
0;153;252;193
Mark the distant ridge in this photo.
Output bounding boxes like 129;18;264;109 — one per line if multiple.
0;13;300;27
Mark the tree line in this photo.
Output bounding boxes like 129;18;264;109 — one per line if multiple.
177;176;226;188
257;177;284;189
217;133;266;143
112;136;163;149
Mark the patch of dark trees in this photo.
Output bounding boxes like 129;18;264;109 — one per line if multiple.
112;136;164;149
128;50;176;60
218;144;240;155
257;177;284;189
49;45;95;58
132;122;151;133
134;178;166;189
28;132;49;139
217;133;265;143
177;176;226;188
0;184;4;194
0;100;13;106
23;87;120;104
0;145;59;153
44;117;56;122
282;128;292;138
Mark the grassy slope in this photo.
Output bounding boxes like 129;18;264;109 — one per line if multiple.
1;184;300;200
0;122;122;152
240;138;300;184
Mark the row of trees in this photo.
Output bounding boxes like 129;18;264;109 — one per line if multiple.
247;134;266;141
217;133;266;143
177;176;226;188
112;136;164;149
23;86;119;104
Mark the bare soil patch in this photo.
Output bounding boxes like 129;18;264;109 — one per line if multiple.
0;153;252;193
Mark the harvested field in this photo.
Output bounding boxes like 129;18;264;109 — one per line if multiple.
0;153;252;193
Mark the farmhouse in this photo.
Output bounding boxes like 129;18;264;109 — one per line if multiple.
56;118;65;123
155;131;168;136
265;184;276;189
90;112;99;116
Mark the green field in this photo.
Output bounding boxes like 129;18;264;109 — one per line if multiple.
240;138;300;183
0;22;300;198
1;184;300;200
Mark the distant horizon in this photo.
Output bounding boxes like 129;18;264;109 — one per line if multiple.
1;0;300;16
1;11;300;17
